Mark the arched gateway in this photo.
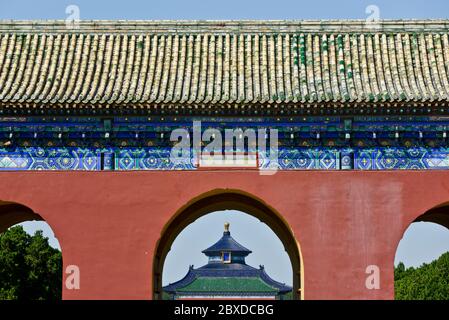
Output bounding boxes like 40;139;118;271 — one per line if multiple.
153;191;302;300
162;222;293;300
1;20;449;299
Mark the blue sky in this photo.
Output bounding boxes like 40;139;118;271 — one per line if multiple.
0;0;448;20
5;0;449;287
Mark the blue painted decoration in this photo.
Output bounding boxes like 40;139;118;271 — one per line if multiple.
1;147;449;171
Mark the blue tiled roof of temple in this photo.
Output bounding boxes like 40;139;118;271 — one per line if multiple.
202;222;252;257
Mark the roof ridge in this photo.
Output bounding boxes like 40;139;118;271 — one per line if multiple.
202;232;252;254
0;19;449;34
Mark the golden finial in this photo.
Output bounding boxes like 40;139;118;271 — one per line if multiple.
224;222;230;232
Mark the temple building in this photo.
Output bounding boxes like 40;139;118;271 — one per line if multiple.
2;20;449;300
163;223;292;300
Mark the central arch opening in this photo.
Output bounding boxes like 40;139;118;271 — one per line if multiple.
152;190;303;300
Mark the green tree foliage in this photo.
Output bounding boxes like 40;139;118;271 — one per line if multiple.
0;225;62;300
395;252;449;300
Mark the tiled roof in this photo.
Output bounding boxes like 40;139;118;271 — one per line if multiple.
202;230;251;255
1;20;449;109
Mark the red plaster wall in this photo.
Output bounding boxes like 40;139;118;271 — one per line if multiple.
0;170;448;300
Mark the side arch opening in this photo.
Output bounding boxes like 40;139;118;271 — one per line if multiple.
394;202;449;300
0;201;43;233
152;190;303;300
413;202;449;229
0;200;62;300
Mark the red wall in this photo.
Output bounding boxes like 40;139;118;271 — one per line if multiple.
0;170;448;300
